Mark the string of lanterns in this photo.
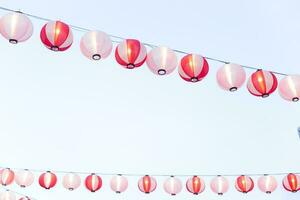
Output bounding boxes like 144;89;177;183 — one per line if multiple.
0;8;299;102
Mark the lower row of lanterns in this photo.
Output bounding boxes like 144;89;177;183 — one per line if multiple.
1;168;300;195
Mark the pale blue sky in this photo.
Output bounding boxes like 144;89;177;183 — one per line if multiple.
0;0;300;199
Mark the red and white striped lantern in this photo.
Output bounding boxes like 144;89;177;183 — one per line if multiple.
85;173;102;192
210;176;229;195
110;175;128;193
186;176;205;195
115;39;147;69
283;173;300;192
258;175;277;194
15;169;34;188
40;21;73;51
38;171;57;189
163;176;182;195
0;12;33;44
62;173;81;191
235;175;254;193
279;75;300;102
0;191;16;200
247;70;278;98
0;168;15;186
179;54;209;82
138;175;157;194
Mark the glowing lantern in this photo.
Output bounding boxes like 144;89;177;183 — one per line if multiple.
283;173;300;192
85;173;102;192
163;176;182;195
15;169;34;188
40;21;73;51
186;176;205;195
257;175;277;194
216;63;246;91
110;175;128;193
0;168;15;186
138;175;157;194
38;171;57;189
279;75;300;102
62;173;81;191
235;175;254;193
247;70;278;97
0;191;16;200
146;46;177;75
80;31;112;60
179;54;209;82
115;39;147;69
0;12;33;44
210;175;229;195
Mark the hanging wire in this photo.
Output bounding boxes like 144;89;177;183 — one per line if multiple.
0;186;38;200
0;5;290;76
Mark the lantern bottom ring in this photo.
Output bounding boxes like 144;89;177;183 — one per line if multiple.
51;46;59;51
116;191;121;194
92;54;101;60
158;69;166;75
191;77;199;82
262;93;269;98
229;87;238;92
266;191;271;194
9;39;18;44
292;97;299;102
193;192;199;195
218;193;223;195
127;63;135;69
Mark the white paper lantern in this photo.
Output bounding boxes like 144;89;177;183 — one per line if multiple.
110;175;128;193
210;176;229;195
163;176;182;195
62;173;81;191
0;191;16;200
15;169;34;187
279;75;300;102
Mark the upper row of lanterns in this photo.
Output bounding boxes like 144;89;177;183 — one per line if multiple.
0;12;299;101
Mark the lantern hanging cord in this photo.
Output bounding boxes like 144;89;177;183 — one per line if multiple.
0;6;290;76
0;186;38;200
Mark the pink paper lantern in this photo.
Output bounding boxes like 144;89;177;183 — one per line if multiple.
38;171;57;189
110;175;128;193
279;75;300;102
62;173;81;191
0;191;16;200
216;63;246;91
15;169;34;188
210;176;229;195
186;176;205;195
146;46;177;75
0;168;15;186
138;175;157;194
0;12;33;44
163;176;182;195
283;173;300;192
80;31;112;60
235;175;254;193
257;175;277;194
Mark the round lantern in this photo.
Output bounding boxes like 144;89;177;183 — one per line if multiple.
216;63;246;92
110;175;128;193
115;39;147;69
210;175;229;195
179;54;209;82
247;70;278;98
38;171;57;189
279;75;300;102
146;46;177;75
283;173;300;192
257;175;277;194
62;173;81;191
0;168;15;186
163;176;182;195
85;173;102;192
15;169;34;187
0;191;16;200
235;175;254;193
40;20;73;51
80;31;112;60
138;175;157;194
186;176;205;195
0;12;33;44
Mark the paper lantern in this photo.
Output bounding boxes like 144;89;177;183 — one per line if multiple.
40;21;73;51
279;75;300;102
179;54;209;82
235;175;254;193
163;176;182;195
0;12;33;44
258;175;277;194
0;191;16;200
247;70;278;97
80;31;112;60
283;173;300;192
216;63;246;91
138;175;157;194
38;171;57;189
110;175;128;193
210;175;229;195
15;169;34;187
62;173;81;191
146;46;177;75
115;39;147;69
0;168;15;186
85;173;102;192
186;176;205;195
